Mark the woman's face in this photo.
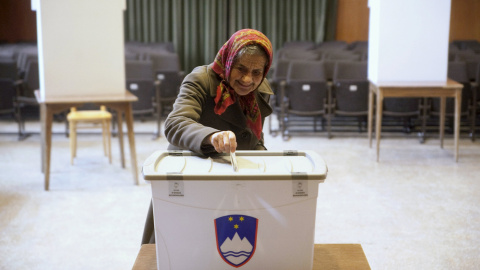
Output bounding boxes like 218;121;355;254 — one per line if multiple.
228;53;267;96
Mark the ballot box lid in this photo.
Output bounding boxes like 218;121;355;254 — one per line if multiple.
142;150;327;181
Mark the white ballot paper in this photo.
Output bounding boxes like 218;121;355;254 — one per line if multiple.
230;151;238;172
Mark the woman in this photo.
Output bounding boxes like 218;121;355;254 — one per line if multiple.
142;29;274;244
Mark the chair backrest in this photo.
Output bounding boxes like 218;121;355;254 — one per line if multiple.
348;41;368;52
333;61;367;81
271;59;291;84
476;62;480;85
448;61;470;83
320;59;352;81
316;40;349;51
125;49;140;60
452;39;480;51
156;70;183;99
279;49;320;61
125;60;154;80
332;61;369;114
147;52;181;75
0;59;18;80
452;53;480;81
282;41;316;50
125;42;176;61
0;46;16;61
443;61;472;113
145;42;176;53
322;51;362;61
383;98;421;116
142;53;183;102
23;59;39;98
17;52;38;77
286;60;328;112
287;60;326;81
268;59;291;107
0;78;16;113
464;55;480;81
126;78;155;115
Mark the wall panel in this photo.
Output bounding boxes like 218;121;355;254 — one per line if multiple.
449;0;480;41
2;0;480;46
335;0;369;42
0;0;37;43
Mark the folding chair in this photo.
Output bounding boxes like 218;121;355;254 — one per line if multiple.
332;61;369;132
281;60;331;140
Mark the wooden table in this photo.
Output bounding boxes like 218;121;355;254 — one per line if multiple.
132;243;371;270
35;90;139;190
368;79;463;162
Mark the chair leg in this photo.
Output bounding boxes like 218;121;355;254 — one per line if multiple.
268;113;273;135
357;116;363;133
470;93;476;142
154;101;162;140
111;113;117;137
327;115;332;139
65;119;69;138
15;104;28;141
106;119;112;164
281;114;290;141
69;121;76;165
102;120;108;156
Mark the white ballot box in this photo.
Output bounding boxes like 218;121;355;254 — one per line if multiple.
142;150;328;270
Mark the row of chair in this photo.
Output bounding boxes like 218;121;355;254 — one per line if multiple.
276;40;368;64
0;42;183;140
450;40;480;53
3;40;479;142
282;40;368;52
125;55;184;138
268;59;480;141
277;39;480;73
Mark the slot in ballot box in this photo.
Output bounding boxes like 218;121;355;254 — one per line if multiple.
142;150;328;270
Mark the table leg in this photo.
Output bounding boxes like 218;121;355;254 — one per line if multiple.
368;84;374;148
40;104;46;173
454;90;462;162
420;98;428;144
439;97;446;149
375;90;383;162
471;89;477;142
43;105;53;191
154;81;162;139
124;103;139;185
116;109;125;168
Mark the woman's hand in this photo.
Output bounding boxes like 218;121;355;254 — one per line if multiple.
208;131;237;153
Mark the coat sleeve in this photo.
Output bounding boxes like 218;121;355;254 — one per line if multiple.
164;66;219;155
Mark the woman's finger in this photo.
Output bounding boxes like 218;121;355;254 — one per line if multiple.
210;131;237;153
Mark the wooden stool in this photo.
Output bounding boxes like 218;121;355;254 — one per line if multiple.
66;105;112;165
132;243;371;270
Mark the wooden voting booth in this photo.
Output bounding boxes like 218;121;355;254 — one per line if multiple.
366;0;461;161
32;0;126;99
32;0;139;189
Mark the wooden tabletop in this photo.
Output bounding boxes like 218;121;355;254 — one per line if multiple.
371;78;463;88
34;90;138;104
132;243;371;270
369;79;463;98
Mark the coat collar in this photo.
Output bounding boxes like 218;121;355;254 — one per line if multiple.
206;64;273;129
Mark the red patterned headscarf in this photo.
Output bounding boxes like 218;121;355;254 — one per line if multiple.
211;29;273;140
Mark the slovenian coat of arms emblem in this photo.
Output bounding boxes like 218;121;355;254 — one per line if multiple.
214;215;258;268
